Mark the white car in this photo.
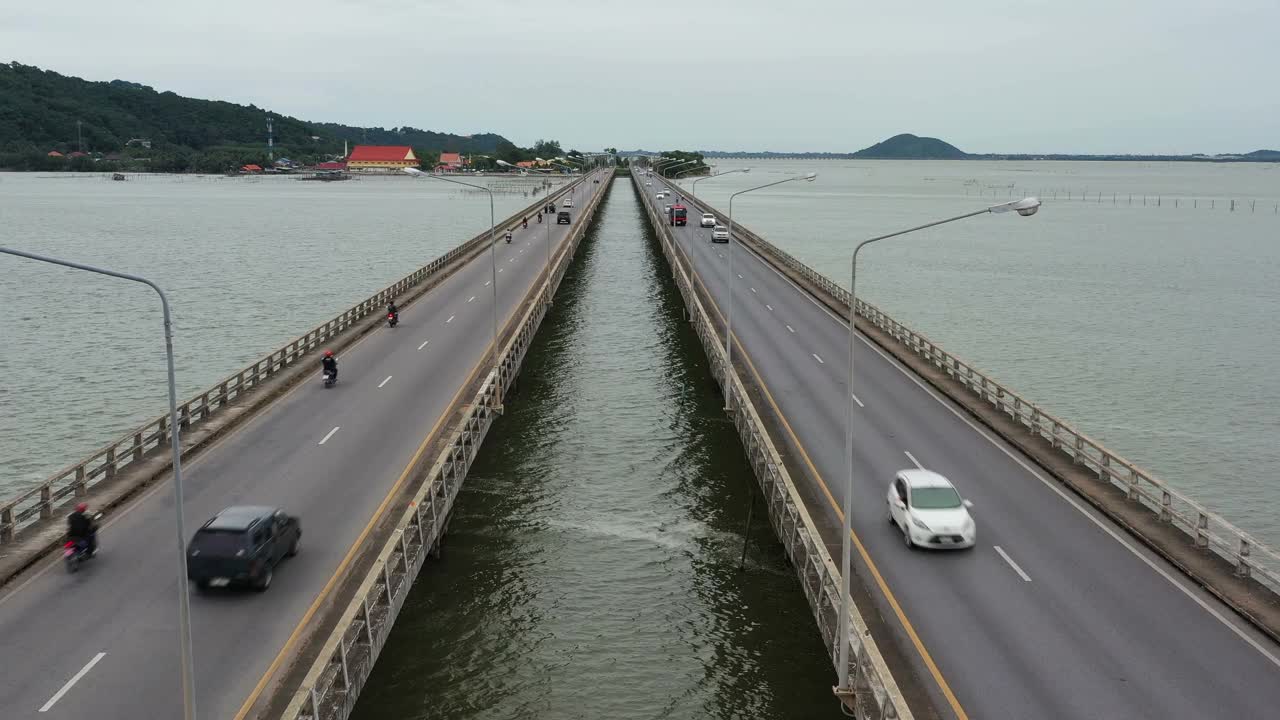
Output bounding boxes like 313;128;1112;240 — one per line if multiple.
562;198;574;208
711;225;729;242
663;204;672;215
887;469;975;550
700;213;716;228
645;181;652;186
656;191;665;199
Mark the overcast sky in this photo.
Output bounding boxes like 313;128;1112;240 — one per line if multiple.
3;0;1277;154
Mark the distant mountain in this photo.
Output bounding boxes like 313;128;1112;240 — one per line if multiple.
0;61;508;161
851;133;967;159
1244;149;1280;160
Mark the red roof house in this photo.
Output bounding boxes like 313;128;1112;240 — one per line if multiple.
240;164;263;173
47;150;64;157
314;161;347;170
346;145;418;170
439;152;462;167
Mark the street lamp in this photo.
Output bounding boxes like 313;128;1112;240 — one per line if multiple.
832;195;1041;710
658;160;697;178
497;159;559;303
0;246;199;720
402;167;505;411
691;167;751;194
724;173;817;403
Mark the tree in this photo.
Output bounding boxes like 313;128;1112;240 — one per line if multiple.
532;139;562;159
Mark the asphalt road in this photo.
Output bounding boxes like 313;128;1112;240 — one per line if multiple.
0;172;607;720
643;173;1280;720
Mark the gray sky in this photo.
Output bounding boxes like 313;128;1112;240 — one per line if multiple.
3;0;1277;154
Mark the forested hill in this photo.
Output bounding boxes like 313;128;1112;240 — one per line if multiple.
0;62;508;170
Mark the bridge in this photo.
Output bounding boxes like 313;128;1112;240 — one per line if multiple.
0;170;609;719
634;168;1280;719
3;165;1280;720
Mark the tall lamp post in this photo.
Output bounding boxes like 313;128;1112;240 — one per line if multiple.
402;167;505;411
0;247;199;720
724;174;817;404
657;159;697;177
832;196;1042;710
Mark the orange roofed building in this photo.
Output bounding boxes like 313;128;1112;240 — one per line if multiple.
438;152;462;168
347;145;418;171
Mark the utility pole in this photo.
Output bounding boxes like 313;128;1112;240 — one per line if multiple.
77;120;83;153
266;116;274;163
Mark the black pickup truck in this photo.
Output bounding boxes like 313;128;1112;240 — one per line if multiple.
186;506;300;592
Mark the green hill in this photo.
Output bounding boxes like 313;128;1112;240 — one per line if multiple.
0;61;510;171
851;133;967;159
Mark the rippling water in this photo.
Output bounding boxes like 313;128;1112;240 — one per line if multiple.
0;172;565;496
350;179;841;720
676;160;1280;547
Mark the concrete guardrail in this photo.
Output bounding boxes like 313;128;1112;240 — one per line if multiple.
634;171;911;720
280;172;608;720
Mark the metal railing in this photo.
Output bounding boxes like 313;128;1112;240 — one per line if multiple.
282;172;608;720
636;172;909;720
680;184;1280;599
0;179;585;545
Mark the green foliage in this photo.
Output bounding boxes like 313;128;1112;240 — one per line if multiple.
655;150;708;177
0;62;515;172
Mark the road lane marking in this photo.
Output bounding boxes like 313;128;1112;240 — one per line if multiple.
766;304;773;311
378;376;392;389
786;324;795;333
467;296;476;303
812;353;824;364
318;427;340;445
446;315;455;323
750;287;757;294
852;392;864;408
994;546;1032;582
234;249;545;719
509;257;515;263
723;209;1280;671
669;236;972;719
738;273;744;279
418;340;430;350
484;280;491;287
40;652;106;712
499;268;503;273
904;451;924;469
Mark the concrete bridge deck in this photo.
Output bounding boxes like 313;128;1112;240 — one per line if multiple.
0;171;609;719
636;170;1280;720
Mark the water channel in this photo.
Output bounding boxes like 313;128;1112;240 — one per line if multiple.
350;178;842;719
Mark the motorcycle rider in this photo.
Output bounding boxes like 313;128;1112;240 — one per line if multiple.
321;349;338;381
522;216;528;229
67;502;97;556
504;229;513;243
387;300;399;324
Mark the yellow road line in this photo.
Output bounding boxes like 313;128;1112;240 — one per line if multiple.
670;220;970;720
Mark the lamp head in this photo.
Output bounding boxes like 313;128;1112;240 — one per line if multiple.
991;197;1042;216
402;167;423;176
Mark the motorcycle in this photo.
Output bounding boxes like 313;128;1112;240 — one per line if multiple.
505;232;513;244
387;311;398;328
323;369;337;388
64;513;104;573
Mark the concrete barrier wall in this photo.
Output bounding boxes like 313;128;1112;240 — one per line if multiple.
280;173;610;720
632;171;911;720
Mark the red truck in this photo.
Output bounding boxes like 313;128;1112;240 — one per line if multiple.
667;204;688;226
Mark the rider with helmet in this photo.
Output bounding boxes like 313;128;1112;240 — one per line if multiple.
67;502;97;556
321;349;338;381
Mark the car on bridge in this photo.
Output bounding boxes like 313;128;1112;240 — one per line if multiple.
711;225;729;242
887;470;975;549
186;505;301;591
562;198;574;208
557;210;571;224
700;213;716;228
